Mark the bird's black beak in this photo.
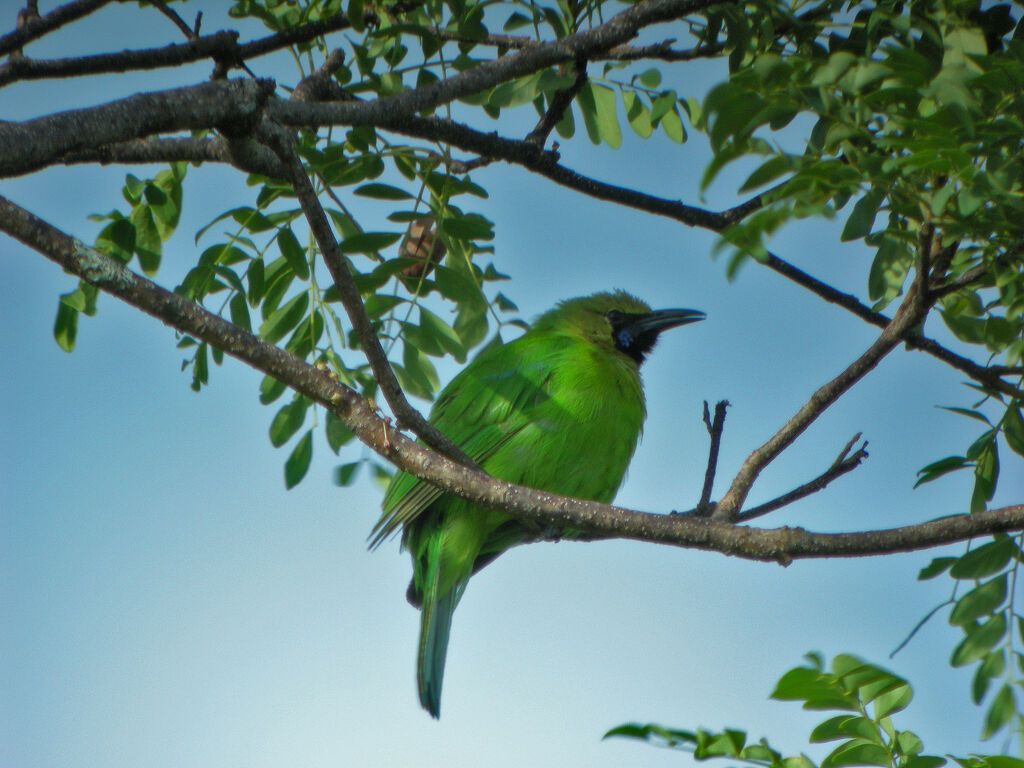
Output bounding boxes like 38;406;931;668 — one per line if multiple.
627;308;706;336
610;308;705;364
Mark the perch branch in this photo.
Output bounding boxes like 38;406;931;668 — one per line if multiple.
3;192;1024;563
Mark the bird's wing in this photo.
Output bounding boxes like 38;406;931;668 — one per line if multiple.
370;336;559;548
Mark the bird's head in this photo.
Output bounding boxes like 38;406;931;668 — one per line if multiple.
535;290;705;365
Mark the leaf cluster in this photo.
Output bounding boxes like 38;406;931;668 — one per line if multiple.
607;653;1019;768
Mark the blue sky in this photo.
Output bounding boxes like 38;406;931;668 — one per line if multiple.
3;3;1022;768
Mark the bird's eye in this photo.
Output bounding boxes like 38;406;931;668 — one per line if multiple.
606;310;623;324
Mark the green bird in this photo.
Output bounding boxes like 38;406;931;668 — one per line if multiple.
372;290;704;717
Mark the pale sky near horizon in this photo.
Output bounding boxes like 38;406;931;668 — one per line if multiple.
3;3;1023;768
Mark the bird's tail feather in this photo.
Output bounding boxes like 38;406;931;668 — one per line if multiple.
417;583;458;719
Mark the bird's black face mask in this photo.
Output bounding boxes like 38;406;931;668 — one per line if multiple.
607;308;706;365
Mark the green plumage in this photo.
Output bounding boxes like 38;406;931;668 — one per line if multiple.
372;290;704;717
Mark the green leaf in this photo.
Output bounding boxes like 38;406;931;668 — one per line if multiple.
1003;406;1024;458
949;575;1008;626
603;723;697;749
269;399;308;448
895;731;924;756
53;301;78;352
873;682;912;719
841;189;885;242
339;232;402;254
95;218;135;263
867;236;910;303
772;667;858;711
277;226;309;280
973;650;1005;704
622;90;653;139
739;156;794;193
355;183;413;200
914;456;969;487
982;683;1016;739
347;0;364;32
951;613;1007;667
811;715;881;744
577;82;621;148
334;460;362;486
259;292;309;344
970;441;999;514
660;105;686;143
326;411;355;454
950;537;1017;579
419;307;466;361
442;213;494;241
940;406;992;425
918;556;958;580
229;292;251;332
259;374;287;405
191;342;209;391
822;741;891;768
130;205;162;275
284;430;313;489
637;68;662;88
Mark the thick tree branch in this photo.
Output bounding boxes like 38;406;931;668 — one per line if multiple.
271;0;732;128
5;61;1013;400
3;192;1022;562
712;271;931;521
56;135;288;178
0;78;275;178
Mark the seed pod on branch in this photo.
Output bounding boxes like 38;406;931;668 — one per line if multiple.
400;217;445;289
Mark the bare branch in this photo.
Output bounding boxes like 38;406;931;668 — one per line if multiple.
693;400;728;516
0;31;247;87
712;270;930;521
0;31;241;88
734;435;869;523
0;78;275;178
0;0;111;57
56;135;287;178
3;192;1022;562
146;0;195;40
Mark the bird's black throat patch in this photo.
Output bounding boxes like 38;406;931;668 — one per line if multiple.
607;310;659;365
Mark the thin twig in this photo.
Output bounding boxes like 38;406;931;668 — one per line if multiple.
712;268;931;521
693;400;728;516
146;0;195;40
734;434;869;523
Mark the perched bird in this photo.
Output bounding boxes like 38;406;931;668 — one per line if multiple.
372;290;704;717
